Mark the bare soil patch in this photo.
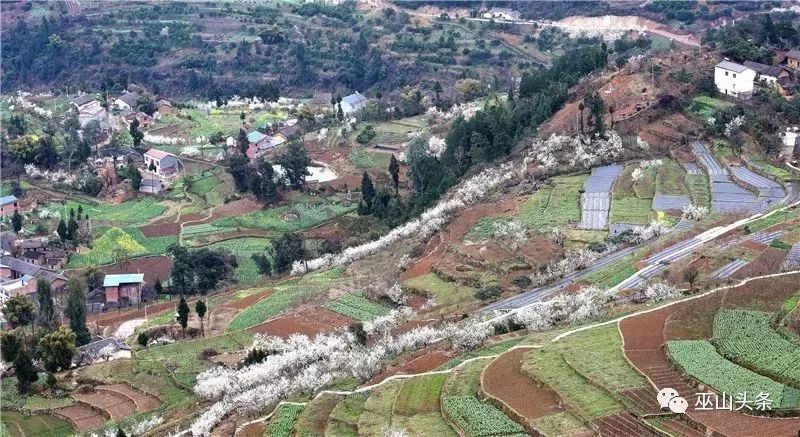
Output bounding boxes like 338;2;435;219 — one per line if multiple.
226;289;274;310
249;307;352;338
368;347;454;384
100;255;172;286
731;247;787;279
140;221;180;238
482;347;563;419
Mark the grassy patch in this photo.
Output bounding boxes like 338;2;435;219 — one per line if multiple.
583;254;640;288
211;202;355;233
531;412;589;436
349;147;391;170
609;195;652;224
441;337;525;369
0;411;73;437
136;331;253;380
325;291;389;321
22;396;73;411
357;381;401;436
685;173;711;208
747;158;798;182
292;393;341;437
325;394;368;437
442;359;487;397
747;208;800;233
402;273;476;310
393;374;447;416
227;267;347;330
655;160;688;195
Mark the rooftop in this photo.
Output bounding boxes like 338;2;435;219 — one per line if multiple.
247;131;267;143
743;61;785;78
342;92;367;105
72;94;95;107
144;148;176;160
117;91;140;108
0;195;18;206
103;273;145;287
716;60;750;73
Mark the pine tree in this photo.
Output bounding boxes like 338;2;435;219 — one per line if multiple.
13;349;38;394
254;158;278;204
11;211;22;233
177;296;190;337
65;278;91;346
57;219;68;241
238;128;249;155
195;300;207;337
153;277;163;295
37;280;56;328
388;155;400;196
360;172;375;212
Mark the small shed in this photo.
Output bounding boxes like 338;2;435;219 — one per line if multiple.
103;273;145;306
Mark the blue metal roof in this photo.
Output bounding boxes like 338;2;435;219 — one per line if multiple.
0;195;18;206
103;273;144;287
247;131;266;143
342;93;366;105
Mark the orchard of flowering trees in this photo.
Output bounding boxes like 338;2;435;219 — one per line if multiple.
190;315;492;435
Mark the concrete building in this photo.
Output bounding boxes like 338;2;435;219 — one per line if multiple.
143;149;181;178
714;60;756;99
340;92;367;115
0;195;19;217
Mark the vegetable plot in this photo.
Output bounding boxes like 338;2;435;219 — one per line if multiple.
713;309;800;387
666;340;800;409
266;403;305;437
325;291;389;321
442;396;526;436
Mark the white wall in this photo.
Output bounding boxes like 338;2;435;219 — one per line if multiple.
714;67;756;98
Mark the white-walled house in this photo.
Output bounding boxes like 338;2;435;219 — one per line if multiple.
143;148;181;178
340;92;367;115
714;60;756;99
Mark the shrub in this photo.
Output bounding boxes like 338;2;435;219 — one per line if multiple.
474;285;501;301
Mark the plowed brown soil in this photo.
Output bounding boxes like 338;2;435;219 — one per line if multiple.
482;347;563;419
249;307;352;338
99;255;172;286
368;348;454;384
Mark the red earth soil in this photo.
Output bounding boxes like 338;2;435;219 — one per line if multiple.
619;274;800;436
732;247;788;280
592;413;661;437
482;347;564;419
740;239;768;251
226;289;274;310
99;255;172;286
368;347;454;384
249;307;352;338
139;221;180;237
237;421;266;437
401;196;527;280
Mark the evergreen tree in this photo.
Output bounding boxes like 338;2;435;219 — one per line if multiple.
37;280;56;328
238;128;249;155
272;232;305;274
360;172;375;212
195;300;207;337
116;428;127;437
38;327;76;373
3;295;35;328
11;211;22;233
167;244;192;295
13;349;37;394
275;142;310;190
253;158;278;204
57;218;68;241
153;277;163;295
228;154;250;192
388;154;400;196
127;162;142;191
177;296;190;337
0;331;22;362
129;119;144;149
67;217;79;241
137;332;149;348
65;277;91;346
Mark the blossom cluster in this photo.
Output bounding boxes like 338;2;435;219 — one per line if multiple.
25;164;77;183
426;136;446;158
190;320;491;435
8;91;53;119
631;221;668;243
512;285;607;331
724;115;745;137
681;204;710;221
143;132;185;145
530;132;623;171
528;250;597;288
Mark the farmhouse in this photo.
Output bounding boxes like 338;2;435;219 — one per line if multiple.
714;60;756;99
0;255;68;296
139;177;164;194
246;130;286;159
743;61;789;86
784;50;800;72
143;148;181;178
341;92;367;115
0;195;19;217
481;8;521;21
114;91;140;111
103;273;145;306
310;91;333;110
155;99;173;115
75;338;132;366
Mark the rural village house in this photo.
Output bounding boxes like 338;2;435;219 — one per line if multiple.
0;195;19;216
0;255;68;299
114;91;140;111
742;61;790;86
74;338;132;366
341;92;367;115
155;99;173;115
103;273;145;306
143;148;181;178
783;50;800;72
714;60;756;99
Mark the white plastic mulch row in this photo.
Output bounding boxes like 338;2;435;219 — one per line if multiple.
710;259;748;280
578;164;623;230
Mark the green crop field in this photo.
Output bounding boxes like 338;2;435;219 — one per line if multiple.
402;273;476;311
0;411;74;437
688;95;734;121
667;340;800;409
685;173;711;208
227;267;346;330
583;254;640;288
442;396;526;436
349;146;392;170
532;412;589;436
655;160;688;195
204;237;272;284
325;394;368;436
68;226;177;267
393;374;447;416
518;175;586;230
610;165;655;224
713;309;800;387
54;198;166;225
211;202;355;233
265;403;305;437
442;360;487;397
22;395;73;411
325;291;389;321
357;381;402;436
